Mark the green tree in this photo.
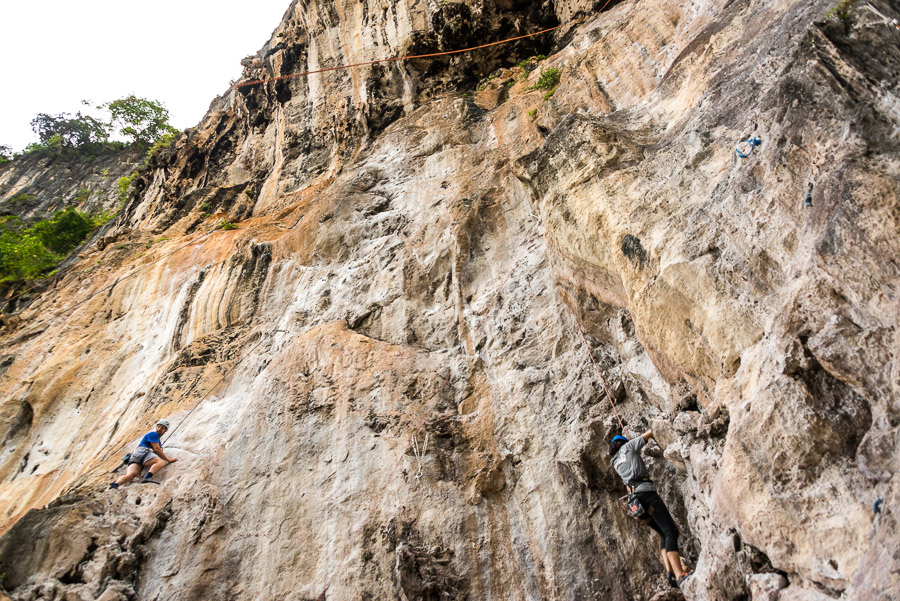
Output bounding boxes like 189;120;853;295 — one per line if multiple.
0;145;11;165
102;96;178;145
30;112;110;148
30;207;96;254
0;230;58;280
0;208;108;282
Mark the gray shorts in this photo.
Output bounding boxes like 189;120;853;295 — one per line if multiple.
129;447;160;465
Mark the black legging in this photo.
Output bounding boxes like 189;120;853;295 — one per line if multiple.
635;491;679;553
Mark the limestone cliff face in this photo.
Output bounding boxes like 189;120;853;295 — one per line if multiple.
0;148;141;222
1;1;898;600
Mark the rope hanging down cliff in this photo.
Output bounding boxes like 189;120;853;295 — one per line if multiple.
571;309;627;434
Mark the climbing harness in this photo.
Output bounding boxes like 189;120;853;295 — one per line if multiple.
107;452;132;474
735;136;762;158
617;473;654;520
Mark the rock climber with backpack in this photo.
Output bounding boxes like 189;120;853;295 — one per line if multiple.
109;419;178;488
610;429;693;588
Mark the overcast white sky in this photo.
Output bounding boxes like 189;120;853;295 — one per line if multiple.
1;0;293;152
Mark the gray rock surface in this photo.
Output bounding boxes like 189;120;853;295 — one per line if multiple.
0;0;898;600
0;147;143;220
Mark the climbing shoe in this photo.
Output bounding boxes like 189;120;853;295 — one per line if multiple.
108;482;119;490
676;571;694;588
667;572;678;589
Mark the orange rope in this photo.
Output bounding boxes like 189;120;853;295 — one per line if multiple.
233;24;566;89
571;310;627;434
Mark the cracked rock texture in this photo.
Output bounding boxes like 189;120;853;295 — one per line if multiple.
1;0;898;600
0;147;143;221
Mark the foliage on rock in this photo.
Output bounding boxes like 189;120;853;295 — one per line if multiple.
101;96;179;146
0;207;110;281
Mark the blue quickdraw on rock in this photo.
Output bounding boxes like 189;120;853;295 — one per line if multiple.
736;136;762;158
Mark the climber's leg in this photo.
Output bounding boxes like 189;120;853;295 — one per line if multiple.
146;457;165;474
637;491;686;579
642;516;668;570
113;462;141;486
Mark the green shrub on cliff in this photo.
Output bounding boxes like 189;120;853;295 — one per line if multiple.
141;131;179;168
823;0;856;20
0;228;57;281
30;208;97;255
0;208;108;281
117;173;137;203
529;67;561;92
0;145;11;165
516;55;546;79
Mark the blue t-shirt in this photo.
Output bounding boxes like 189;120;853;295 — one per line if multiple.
138;431;161;449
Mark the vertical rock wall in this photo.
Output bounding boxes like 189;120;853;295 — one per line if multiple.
0;1;898;600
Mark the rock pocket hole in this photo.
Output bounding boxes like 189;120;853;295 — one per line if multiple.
135;497;142;506
829;559;838;570
621;234;648;266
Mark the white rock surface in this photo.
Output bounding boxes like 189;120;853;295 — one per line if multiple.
0;0;898;600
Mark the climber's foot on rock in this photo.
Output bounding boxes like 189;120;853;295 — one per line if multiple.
667;572;678;589
676;571;693;588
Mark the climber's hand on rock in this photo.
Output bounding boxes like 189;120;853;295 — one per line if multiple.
168;458;178;463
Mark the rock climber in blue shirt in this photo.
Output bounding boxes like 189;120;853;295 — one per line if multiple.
109;419;178;488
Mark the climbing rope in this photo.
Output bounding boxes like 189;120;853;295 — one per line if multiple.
570;307;627;435
161;328;288;444
234;25;566;90
233;0;627;91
